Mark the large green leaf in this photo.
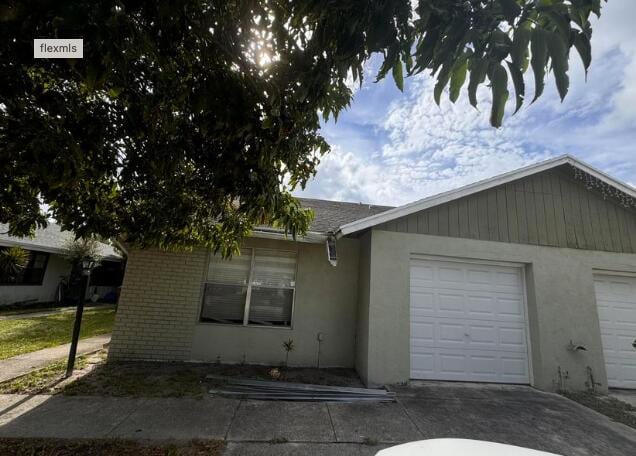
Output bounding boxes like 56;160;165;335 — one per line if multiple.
511;23;532;72
489;63;509;128
530;27;548;102
498;0;522;23
506;61;525;114
547;31;569;100
392;57;404;92
433;62;453;106
573;31;592;76
467;58;489;109
449;55;468;103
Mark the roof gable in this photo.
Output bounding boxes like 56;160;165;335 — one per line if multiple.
377;167;636;253
338;155;636;236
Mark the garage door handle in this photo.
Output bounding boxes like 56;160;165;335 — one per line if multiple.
632;340;636;349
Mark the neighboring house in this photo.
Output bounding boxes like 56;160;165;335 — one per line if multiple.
0;223;124;307
109;155;636;393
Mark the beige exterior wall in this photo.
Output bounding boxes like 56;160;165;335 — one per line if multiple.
110;237;360;368
355;232;371;385
357;229;636;391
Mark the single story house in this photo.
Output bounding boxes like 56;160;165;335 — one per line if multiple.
0;223;124;307
109;155;636;392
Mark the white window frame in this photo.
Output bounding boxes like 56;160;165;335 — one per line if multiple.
200;248;297;329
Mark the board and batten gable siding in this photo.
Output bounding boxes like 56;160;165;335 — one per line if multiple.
376;168;636;253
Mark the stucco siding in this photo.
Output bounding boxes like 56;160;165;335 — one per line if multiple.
110;237;360;367
190;237;359;367
355;232;371;384
377;167;636;254
0;254;70;306
364;229;636;391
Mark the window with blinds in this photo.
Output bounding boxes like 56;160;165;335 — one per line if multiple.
200;248;296;327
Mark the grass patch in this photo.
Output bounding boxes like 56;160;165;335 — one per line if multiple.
0;356;90;395
0;438;223;456
0;307;115;359
561;391;636;429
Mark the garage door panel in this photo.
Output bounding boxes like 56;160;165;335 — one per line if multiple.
410;347;529;383
594;274;636;389
497;296;525;317
466;295;496;316
411;292;525;323
499;327;527;348
412;320;527;353
410;321;434;343
410;258;530;384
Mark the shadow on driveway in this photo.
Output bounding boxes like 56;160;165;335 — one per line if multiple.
390;382;636;456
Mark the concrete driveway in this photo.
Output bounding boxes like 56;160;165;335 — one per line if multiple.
1;382;635;455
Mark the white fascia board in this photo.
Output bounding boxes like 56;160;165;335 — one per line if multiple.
563;156;636;198
251;228;327;244
338;154;635;236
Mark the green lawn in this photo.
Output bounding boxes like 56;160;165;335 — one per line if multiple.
0;307;115;360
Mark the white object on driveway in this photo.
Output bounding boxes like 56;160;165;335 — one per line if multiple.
376;439;561;456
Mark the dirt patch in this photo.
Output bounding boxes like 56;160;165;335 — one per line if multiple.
561;391;636;430
1;346;362;397
204;364;363;388
0;438;223;456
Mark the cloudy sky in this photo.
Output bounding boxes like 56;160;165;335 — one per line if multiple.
295;0;636;206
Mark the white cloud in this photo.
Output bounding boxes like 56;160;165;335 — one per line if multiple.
299;0;636;205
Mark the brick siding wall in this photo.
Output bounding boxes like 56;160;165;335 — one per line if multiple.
108;248;207;361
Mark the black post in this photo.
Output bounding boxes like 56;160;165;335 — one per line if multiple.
65;270;88;378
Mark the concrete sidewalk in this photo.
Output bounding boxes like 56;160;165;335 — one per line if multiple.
0;334;110;383
1;383;636;455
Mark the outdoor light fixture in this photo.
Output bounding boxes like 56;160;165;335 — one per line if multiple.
81;258;97;274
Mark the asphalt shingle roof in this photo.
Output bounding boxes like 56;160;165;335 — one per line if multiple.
0;198;391;251
0;223;121;260
297;198;394;233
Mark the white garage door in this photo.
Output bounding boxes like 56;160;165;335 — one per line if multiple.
410;257;530;384
594;274;636;389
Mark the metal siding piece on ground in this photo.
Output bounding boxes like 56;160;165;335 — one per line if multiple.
206;375;395;402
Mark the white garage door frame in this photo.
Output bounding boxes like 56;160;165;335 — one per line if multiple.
409;254;534;385
593;269;636;389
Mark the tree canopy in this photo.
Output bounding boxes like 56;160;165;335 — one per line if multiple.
0;0;605;255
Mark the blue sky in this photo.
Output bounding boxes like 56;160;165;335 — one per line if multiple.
295;0;636;206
